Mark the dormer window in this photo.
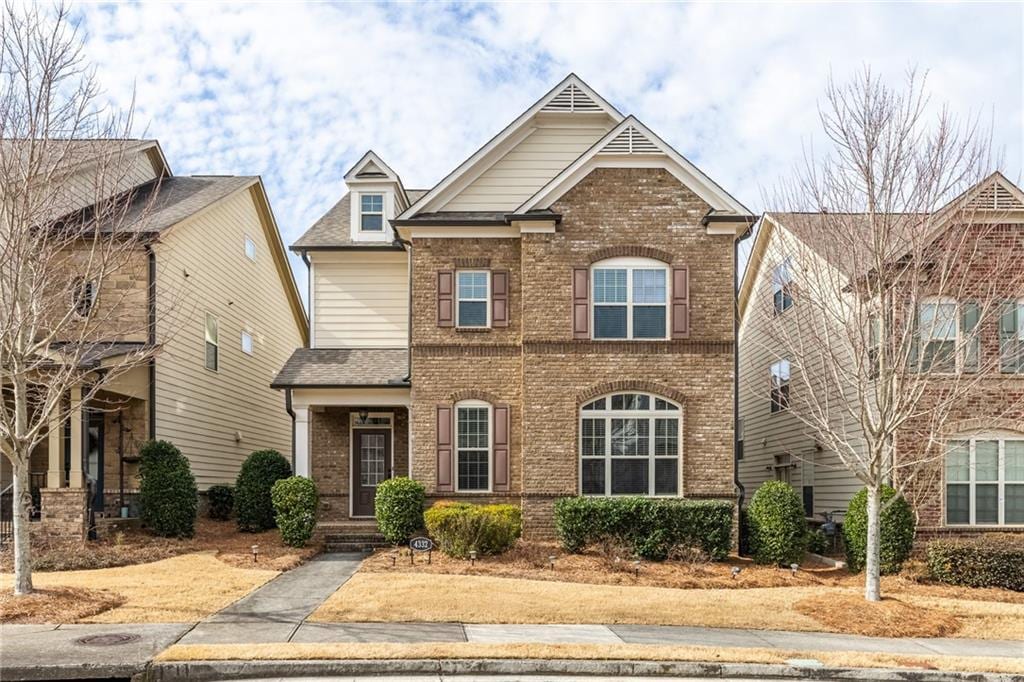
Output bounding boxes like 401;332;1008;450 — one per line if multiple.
360;194;384;232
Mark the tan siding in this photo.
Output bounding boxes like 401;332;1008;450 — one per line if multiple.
312;251;408;348
444;123;613;211
55;148;160;219
153;187;304;488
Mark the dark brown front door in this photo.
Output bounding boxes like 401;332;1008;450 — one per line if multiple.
353;429;391;517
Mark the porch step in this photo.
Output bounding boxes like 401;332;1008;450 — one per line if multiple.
326;542;388;554
323;528;389;554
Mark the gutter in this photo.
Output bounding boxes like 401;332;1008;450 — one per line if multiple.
733;220;755;553
146;245;157;440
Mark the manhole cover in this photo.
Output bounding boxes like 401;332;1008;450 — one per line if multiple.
75;633;141;647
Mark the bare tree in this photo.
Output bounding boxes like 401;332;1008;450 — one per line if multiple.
0;2;163;595
748;68;1024;601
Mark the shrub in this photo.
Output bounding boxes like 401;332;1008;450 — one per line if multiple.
234;449;292;532
927;534;1024;592
138;440;197;538
747;481;807;565
424;502;522;558
843;486;915;574
805;528;830;556
553;497;733;562
207;485;234;521
375;477;426;544
271;476;319;547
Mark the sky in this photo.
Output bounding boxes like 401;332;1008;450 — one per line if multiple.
73;2;1024;300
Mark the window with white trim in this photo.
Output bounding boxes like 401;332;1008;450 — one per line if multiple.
770;359;790;413
359;193;384;231
914;298;980;374
1000;299;1024;373
579;392;681;496
772;257;794;315
946;436;1024;526
244;236;257;261
592;258;669;340
204;313;219;371
456;271;489;328
241;331;254;355
456;401;491;491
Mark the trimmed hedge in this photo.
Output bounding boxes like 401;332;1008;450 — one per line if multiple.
207;485;234;521
747;481;807;565
271;476;319;547
234;449;292;532
138;440;197;538
843;486;915;574
424;502;522;558
553;497;732;561
927;534;1024;592
375;477;425;544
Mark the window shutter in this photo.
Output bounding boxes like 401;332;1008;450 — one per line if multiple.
572;268;589;339
961;302;980;373
436;405;453;492
671;266;690;339
907;304;920;372
437;271;454;327
491;270;509;328
493;404;510;492
1000;301;1019;373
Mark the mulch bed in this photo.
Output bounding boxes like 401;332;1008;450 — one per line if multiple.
0;586;124;623
794;592;961;637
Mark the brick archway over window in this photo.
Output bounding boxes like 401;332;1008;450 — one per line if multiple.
944;417;1024;435
576;380;687;407
587;245;675;265
447;389;503;404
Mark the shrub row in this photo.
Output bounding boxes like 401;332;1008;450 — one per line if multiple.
927;534;1024;592
554;497;732;561
375;477;426;544
207;485;234;520
424;502;522;558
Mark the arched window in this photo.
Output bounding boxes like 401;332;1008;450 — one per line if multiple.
946;434;1024;526
591;257;670;340
455;400;491;492
579;392;681;496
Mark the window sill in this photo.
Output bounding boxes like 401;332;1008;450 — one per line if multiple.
456;326;492;333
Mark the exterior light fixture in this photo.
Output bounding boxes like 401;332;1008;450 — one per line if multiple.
251;544;259;563
358;408;369;424
731;566;742;579
390;550;398;567
633;560;641;577
790;563;799;576
548;555;556;570
469;550;477;567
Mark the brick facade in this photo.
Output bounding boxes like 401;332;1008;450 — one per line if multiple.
34;488;88;540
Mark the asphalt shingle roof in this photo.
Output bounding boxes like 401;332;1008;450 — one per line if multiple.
293;189;428;249
271;348;409;388
111;175;256;233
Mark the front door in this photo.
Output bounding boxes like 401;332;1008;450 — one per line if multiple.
352;429;390;517
84;411;104;513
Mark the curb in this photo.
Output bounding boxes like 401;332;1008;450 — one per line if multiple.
2;662;142;681
140;658;1024;681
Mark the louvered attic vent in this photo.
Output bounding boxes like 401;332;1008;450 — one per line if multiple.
541;83;603;113
599;125;661;155
966;183;1024;211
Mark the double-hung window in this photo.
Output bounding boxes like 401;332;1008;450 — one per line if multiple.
946;437;1024;526
456;402;490;491
770;359;790;413
204;313;219;371
1000;300;1024;373
592;259;668;340
456;271;489;328
918;299;958;373
359;194;384;232
579;393;680;496
772;257;794;315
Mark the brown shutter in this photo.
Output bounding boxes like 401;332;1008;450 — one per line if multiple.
492;404;510;492
572;268;589;339
436;405;454;492
491;270;509;328
671;266;690;339
437;270;454;327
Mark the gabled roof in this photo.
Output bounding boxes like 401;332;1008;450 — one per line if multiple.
111;175;258;233
399;74;623;219
293;189;428;250
344;150;403;184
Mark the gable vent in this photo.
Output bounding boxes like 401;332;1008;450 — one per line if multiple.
599;126;661;155
966;183;1024;211
541;83;603;113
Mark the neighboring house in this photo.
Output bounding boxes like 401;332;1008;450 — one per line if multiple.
2;139;307;540
273;74;755;538
737;172;1024;539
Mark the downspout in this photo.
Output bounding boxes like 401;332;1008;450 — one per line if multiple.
146;245;157;440
734;221;755;553
285;388;296;472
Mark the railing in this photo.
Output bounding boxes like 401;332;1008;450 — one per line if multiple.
0;473;49;545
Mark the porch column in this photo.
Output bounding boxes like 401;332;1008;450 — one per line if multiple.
68;384;84;489
46;399;63;488
294;406;310;477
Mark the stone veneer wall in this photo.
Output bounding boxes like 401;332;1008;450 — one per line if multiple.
34;488;88;540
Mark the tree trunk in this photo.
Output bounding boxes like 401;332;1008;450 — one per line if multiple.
864;484;882;602
12;458;34;595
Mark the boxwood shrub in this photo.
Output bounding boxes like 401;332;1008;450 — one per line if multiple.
207;485;234;521
553;496;732;561
375;477;426;544
138;440;197;538
271;476;319;547
927;534;1024;592
424;502;522;558
747;481;806;566
234;449;292;532
843;485;915;574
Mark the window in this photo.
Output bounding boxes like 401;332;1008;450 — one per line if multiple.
915;299;981;374
244;236;257;261
592;260;669;340
946;436;1024;526
772;257;794;315
359;193;384;231
456;403;490;491
204;313;219;371
72;277;97;317
456;271;489;328
241;331;254;355
579;392;680;496
1000;300;1024;373
770;359;790;413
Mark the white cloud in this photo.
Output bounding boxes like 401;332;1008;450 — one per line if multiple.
73;1;1023;299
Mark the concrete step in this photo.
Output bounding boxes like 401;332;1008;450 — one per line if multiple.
326;542;388;554
323;534;386;543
